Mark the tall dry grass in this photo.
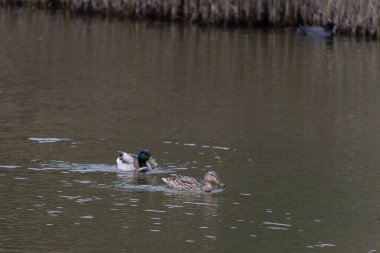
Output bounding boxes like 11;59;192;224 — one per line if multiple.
1;0;380;37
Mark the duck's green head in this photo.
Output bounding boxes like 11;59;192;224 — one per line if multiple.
137;150;157;168
138;150;151;162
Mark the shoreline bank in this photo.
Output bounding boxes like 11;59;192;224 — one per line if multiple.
1;0;379;38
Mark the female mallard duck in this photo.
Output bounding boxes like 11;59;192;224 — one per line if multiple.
116;150;158;173
162;171;225;192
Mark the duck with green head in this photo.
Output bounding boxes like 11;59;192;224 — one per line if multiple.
116;150;158;173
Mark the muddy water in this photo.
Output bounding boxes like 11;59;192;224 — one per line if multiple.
1;9;380;253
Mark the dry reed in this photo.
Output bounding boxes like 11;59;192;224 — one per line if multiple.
1;0;380;37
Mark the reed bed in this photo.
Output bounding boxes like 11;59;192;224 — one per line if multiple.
1;0;380;37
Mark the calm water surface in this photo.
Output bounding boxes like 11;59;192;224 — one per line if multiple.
1;9;380;253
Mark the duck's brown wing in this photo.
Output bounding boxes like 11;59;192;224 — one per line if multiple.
163;174;203;191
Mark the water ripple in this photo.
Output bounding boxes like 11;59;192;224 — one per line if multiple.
29;137;71;143
81;215;94;219
266;226;289;230
14;177;27;180
162;141;232;151
164;204;183;209
183;202;219;207
47;210;63;216
0;165;20;169
307;243;336;248
263;222;292;227
38;161;116;173
144;209;166;213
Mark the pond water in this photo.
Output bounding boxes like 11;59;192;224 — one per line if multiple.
1;8;380;253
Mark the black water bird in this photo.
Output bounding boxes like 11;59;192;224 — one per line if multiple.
297;21;337;38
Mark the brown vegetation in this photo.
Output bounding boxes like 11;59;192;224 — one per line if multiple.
1;0;380;37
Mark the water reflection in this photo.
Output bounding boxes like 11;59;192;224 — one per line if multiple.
164;190;220;206
115;171;169;192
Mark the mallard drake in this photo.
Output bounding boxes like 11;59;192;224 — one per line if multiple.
116;150;158;173
297;21;336;38
162;171;225;192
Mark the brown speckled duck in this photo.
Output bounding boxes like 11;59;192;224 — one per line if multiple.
162;171;225;192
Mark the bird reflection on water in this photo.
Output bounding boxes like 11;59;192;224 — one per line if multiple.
115;171;167;192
